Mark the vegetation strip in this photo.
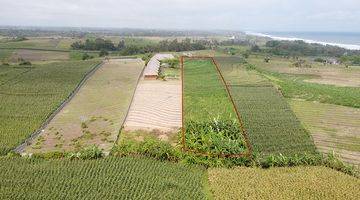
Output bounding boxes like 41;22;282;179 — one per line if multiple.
14;61;103;153
181;56;251;157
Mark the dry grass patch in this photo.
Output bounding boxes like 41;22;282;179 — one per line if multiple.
249;56;360;87
10;49;69;62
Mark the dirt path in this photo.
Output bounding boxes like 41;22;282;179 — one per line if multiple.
124;79;181;133
23;59;144;154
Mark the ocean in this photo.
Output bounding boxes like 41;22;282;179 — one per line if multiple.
246;31;360;50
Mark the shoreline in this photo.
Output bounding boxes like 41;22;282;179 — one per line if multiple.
246;31;360;50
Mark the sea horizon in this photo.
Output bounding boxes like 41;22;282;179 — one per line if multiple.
246;31;360;50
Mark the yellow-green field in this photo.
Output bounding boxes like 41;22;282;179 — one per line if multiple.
25;59;144;153
290;100;360;165
208;166;360;200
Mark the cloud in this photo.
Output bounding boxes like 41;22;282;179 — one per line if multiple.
0;0;359;31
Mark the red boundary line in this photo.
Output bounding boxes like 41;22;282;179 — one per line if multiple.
181;56;252;158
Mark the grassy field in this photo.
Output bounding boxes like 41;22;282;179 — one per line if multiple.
208;166;360;200
0;60;99;155
183;59;247;155
216;57;317;157
25;59;144;153
0;157;207;200
290;100;360;165
262;71;360;108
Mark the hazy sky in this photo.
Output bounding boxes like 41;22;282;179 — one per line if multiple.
1;0;359;32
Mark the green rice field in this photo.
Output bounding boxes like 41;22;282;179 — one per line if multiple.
216;57;317;157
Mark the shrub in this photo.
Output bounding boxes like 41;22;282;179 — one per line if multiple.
112;139;180;162
77;145;103;160
99;49;109;57
314;58;326;63
185;120;246;155
19;58;31;66
323;152;359;177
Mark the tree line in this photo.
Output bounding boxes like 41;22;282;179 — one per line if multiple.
264;40;360;57
70;38;208;55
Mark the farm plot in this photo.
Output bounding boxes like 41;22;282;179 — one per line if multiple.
0;157;206;200
208;166;360;200
10;49;69;62
24;59;144;153
183;58;247;155
0;38;61;50
0;60;99;155
216;57;317;157
290;100;360;165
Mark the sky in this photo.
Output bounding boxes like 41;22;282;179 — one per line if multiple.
0;0;359;32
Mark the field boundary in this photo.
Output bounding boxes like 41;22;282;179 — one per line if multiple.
180;56;252;158
114;59;146;145
14;61;104;153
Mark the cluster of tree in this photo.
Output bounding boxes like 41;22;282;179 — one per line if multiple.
219;39;253;46
70;38;207;55
265;40;360;57
339;55;360;66
71;38;117;51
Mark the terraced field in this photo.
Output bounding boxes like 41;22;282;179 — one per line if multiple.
183;58;247;155
208;166;360;200
0;60;99;155
123;80;181;133
24;59;144;153
290;100;360;165
0;157;206;199
216;57;317;157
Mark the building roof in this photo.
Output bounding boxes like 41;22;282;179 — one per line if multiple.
143;54;174;78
